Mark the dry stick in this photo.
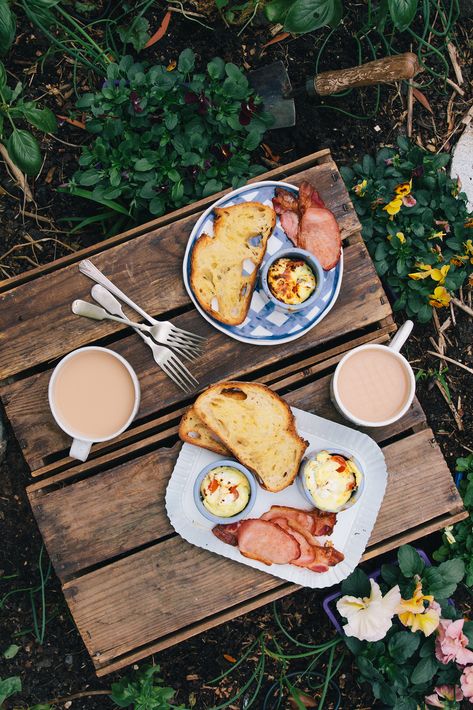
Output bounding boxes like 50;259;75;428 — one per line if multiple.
435;379;463;431
446;78;465;96
452;297;473;318
447;41;464;85
427;351;473;375
43;689;111;706
0;143;33;202
407;79;414;138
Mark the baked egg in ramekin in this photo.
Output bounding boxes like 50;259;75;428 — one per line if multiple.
193;459;257;524
299;449;364;513
260;247;325;312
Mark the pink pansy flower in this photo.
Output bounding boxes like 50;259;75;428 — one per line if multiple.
425;685;463;708
435;619;473;665
403;194;417;207
461;666;473;703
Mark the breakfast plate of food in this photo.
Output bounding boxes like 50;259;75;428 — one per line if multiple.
182;180;343;345
165;381;387;589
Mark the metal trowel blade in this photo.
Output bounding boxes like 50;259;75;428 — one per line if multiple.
248;60;296;130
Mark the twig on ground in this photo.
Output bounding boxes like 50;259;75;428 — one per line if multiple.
407;79;413;138
452;297;473;318
0;143;33;202
446;78;465;96
427;351;473;375
435;379;463;431
447;42;464;86
43;689;111;706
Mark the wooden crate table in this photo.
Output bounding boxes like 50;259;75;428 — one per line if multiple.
0;149;466;676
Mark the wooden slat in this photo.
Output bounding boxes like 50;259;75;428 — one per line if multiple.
27;377;427;581
4;241;391;471
96;508;469;677
57;428;463;670
0;159;358;381
0;150;333;293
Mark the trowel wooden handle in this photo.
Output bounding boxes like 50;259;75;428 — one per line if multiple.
312;53;421;96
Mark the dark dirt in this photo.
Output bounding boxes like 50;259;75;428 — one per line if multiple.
0;4;472;710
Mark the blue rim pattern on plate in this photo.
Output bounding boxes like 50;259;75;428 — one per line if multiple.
182;180;343;346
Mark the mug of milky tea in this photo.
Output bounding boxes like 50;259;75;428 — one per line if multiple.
49;346;140;461
331;321;415;428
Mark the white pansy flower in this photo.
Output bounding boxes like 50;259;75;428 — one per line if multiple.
336;579;401;642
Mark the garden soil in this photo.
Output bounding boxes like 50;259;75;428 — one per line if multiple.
0;6;472;710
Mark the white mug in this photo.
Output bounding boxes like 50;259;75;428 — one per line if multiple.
331;321;415;428
48;346;141;462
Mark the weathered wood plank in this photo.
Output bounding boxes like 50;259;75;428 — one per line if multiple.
27;378;426;580
0;160;358;380
95;507;469;676
60;428;461;668
4;241;391;471
0;150;335;293
27;325;403;482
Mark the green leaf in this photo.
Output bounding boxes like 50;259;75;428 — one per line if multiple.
20;105;57;133
423;558;465;598
388;0;418;29
410;655;438;684
388;631;420;662
207;57;225;80
0;59;6;89
398;545;425;578
62;186;130;216
117;16;150;52
134;158;154;171
178;48;195;74
149;195;165;215
243;129;262;151
0;676;21;704
393;698;418;710
0;0;16;56
264;0;293;22
202;178;222;196
340;568;371;598
3;644;20;659
6;129;41;175
164;113;178;131
381;563;401;587
284;0;343;33
78;169;102;186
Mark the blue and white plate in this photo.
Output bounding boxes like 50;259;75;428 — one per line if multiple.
183;180;343;346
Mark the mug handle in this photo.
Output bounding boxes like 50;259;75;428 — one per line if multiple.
70;438;92;462
388;320;414;353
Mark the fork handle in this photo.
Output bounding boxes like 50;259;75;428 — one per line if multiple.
79;259;157;326
72;299;150;333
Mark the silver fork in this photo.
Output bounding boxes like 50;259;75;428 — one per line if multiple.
73;297;198;393
79;259;205;360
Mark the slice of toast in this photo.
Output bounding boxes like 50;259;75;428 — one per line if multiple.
179;406;230;456
190;202;276;326
194;381;308;492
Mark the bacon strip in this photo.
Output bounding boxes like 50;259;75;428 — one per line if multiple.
261;505;337;537
272;181;341;271
237;519;300;566
212;522;240;546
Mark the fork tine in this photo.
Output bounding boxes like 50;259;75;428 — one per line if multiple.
167;331;205;348
160;360;192;393
170;326;207;343
171;344;200;362
168;353;199;389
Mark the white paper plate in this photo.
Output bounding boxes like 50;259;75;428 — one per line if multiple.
165;407;387;589
182;181;343;346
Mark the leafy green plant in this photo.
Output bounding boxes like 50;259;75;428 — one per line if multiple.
68;49;271;227
0;676;21;706
340;137;472;323
110;665;184;710
340;545;467;709
0;60;56;175
434;455;473;586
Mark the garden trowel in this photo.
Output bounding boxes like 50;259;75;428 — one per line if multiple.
248;52;421;130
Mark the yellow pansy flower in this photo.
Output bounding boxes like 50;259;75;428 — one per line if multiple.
429;286;451;308
408;264;449;284
395;231;406;243
353;179;368;197
464;239;473;264
394;179;412;197
397;578;440;637
429;230;446;240
450;255;468;267
383;196;403;216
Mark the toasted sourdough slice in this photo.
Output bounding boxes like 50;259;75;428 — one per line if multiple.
194;382;308;492
190;202;276;325
179;407;230;456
